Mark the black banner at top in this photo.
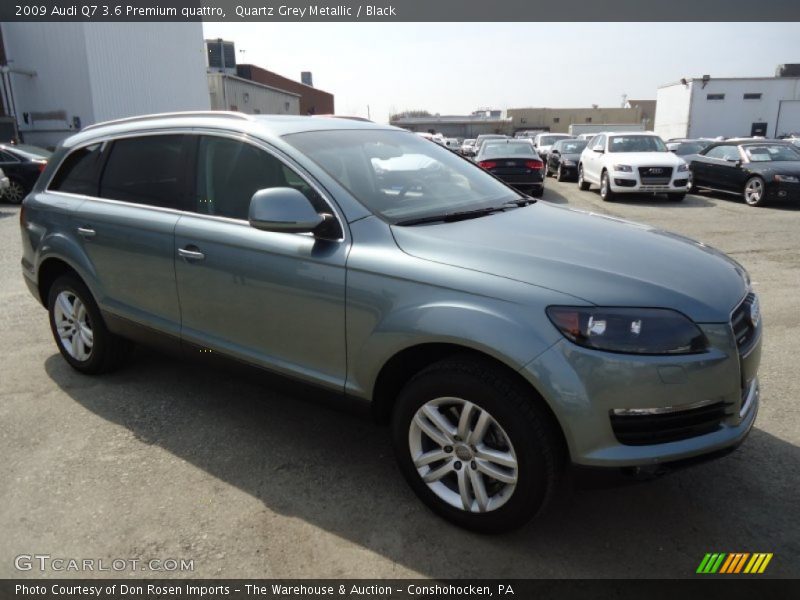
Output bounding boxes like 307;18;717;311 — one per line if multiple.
1;0;799;22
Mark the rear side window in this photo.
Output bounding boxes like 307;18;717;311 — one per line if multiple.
49;143;105;196
99;135;187;208
194;136;328;220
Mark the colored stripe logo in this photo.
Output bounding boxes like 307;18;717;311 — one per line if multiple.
697;553;773;574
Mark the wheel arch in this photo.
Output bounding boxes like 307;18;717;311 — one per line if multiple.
371;342;568;458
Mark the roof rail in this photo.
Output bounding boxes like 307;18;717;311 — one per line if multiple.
81;111;251;132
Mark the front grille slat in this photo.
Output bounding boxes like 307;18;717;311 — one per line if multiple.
638;166;673;186
610;401;727;446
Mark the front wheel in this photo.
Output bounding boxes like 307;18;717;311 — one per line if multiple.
578;165;590;190
47;275;132;374
556;165;566;182
600;171;615;201
2;179;26;204
391;357;562;533
743;176;767;207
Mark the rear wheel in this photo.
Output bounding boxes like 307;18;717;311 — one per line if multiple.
600;171;615;201
391;357;562;533
530;186;543;198
578;165;590;190
743;176;767;207
47;275;132;374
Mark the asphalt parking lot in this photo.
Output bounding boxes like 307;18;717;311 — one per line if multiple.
1;180;798;579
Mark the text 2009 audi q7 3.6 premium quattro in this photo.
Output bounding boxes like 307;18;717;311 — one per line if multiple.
20;113;761;532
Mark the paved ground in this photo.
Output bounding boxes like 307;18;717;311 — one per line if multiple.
1;180;798;579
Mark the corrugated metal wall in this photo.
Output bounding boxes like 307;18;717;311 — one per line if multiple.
207;73;300;115
84;23;210;123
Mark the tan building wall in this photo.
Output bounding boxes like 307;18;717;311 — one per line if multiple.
508;107;644;134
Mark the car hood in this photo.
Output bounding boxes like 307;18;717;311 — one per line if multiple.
594;151;686;166
391;202;747;322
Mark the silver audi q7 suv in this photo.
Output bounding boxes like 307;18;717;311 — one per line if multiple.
20;112;761;532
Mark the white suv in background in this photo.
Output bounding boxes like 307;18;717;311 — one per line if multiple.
578;132;690;201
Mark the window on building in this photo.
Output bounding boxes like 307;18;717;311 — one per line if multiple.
99;136;188;209
520;118;527;124
743;93;762;100
707;93;725;100
553;117;560;123
585;117;592;123
49;143;105;196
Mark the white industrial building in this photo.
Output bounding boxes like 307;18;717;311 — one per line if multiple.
655;71;800;140
0;23;210;147
207;72;300;115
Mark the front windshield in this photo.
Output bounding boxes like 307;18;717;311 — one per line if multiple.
480;142;536;158
284;129;521;224
609;135;667;153
556;140;587;154
744;144;800;162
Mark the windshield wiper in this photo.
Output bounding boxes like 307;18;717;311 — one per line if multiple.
503;196;537;207
395;206;507;226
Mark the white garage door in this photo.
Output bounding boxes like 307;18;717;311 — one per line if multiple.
776;100;800;136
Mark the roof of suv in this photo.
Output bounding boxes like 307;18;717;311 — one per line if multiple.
64;111;396;148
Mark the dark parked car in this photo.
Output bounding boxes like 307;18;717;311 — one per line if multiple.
546;139;588;181
476;139;544;196
0;143;51;204
685;139;800;206
667;139;714;156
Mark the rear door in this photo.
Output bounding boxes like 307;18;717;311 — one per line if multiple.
73;134;190;336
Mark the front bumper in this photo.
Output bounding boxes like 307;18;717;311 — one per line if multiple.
610;170;689;193
521;321;761;467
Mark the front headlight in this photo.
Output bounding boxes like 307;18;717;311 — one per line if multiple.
677;163;689;172
546;306;708;355
774;174;799;183
613;164;633;173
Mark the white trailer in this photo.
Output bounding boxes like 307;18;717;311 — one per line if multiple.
568;123;645;136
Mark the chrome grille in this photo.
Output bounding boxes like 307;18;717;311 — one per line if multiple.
731;293;757;350
638;166;673;185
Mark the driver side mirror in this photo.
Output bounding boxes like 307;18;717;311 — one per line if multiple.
593;146;604;153
248;187;325;234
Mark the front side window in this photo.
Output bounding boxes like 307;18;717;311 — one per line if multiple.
284;129;521;224
592;135;606;151
703;145;739;161
100;135;187;208
608;136;667;153
194;135;328;220
49;143;105;196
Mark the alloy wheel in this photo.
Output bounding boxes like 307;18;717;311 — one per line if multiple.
53;291;94;361
744;178;764;205
408;397;518;513
3;180;24;204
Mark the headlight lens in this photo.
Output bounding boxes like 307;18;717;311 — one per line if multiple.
774;174;799;183
613;164;633;173
677;163;689;172
546;306;708;355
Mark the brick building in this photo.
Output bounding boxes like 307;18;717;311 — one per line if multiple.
236;64;334;116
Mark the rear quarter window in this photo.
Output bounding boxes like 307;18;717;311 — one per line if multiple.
48;143;105;196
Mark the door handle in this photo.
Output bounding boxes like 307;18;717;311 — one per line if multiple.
178;246;205;262
77;226;96;239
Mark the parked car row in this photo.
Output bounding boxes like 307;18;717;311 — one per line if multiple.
0;143;51;204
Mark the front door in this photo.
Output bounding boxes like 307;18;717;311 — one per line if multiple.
174;134;349;391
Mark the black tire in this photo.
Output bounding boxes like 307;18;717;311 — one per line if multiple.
556;165;566;182
47;275;132;374
743;176;767;207
600;170;615;202
578;165;590;190
391;357;563;533
530;186;544;198
669;193;685;202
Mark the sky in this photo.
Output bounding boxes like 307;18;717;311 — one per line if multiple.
202;22;800;124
